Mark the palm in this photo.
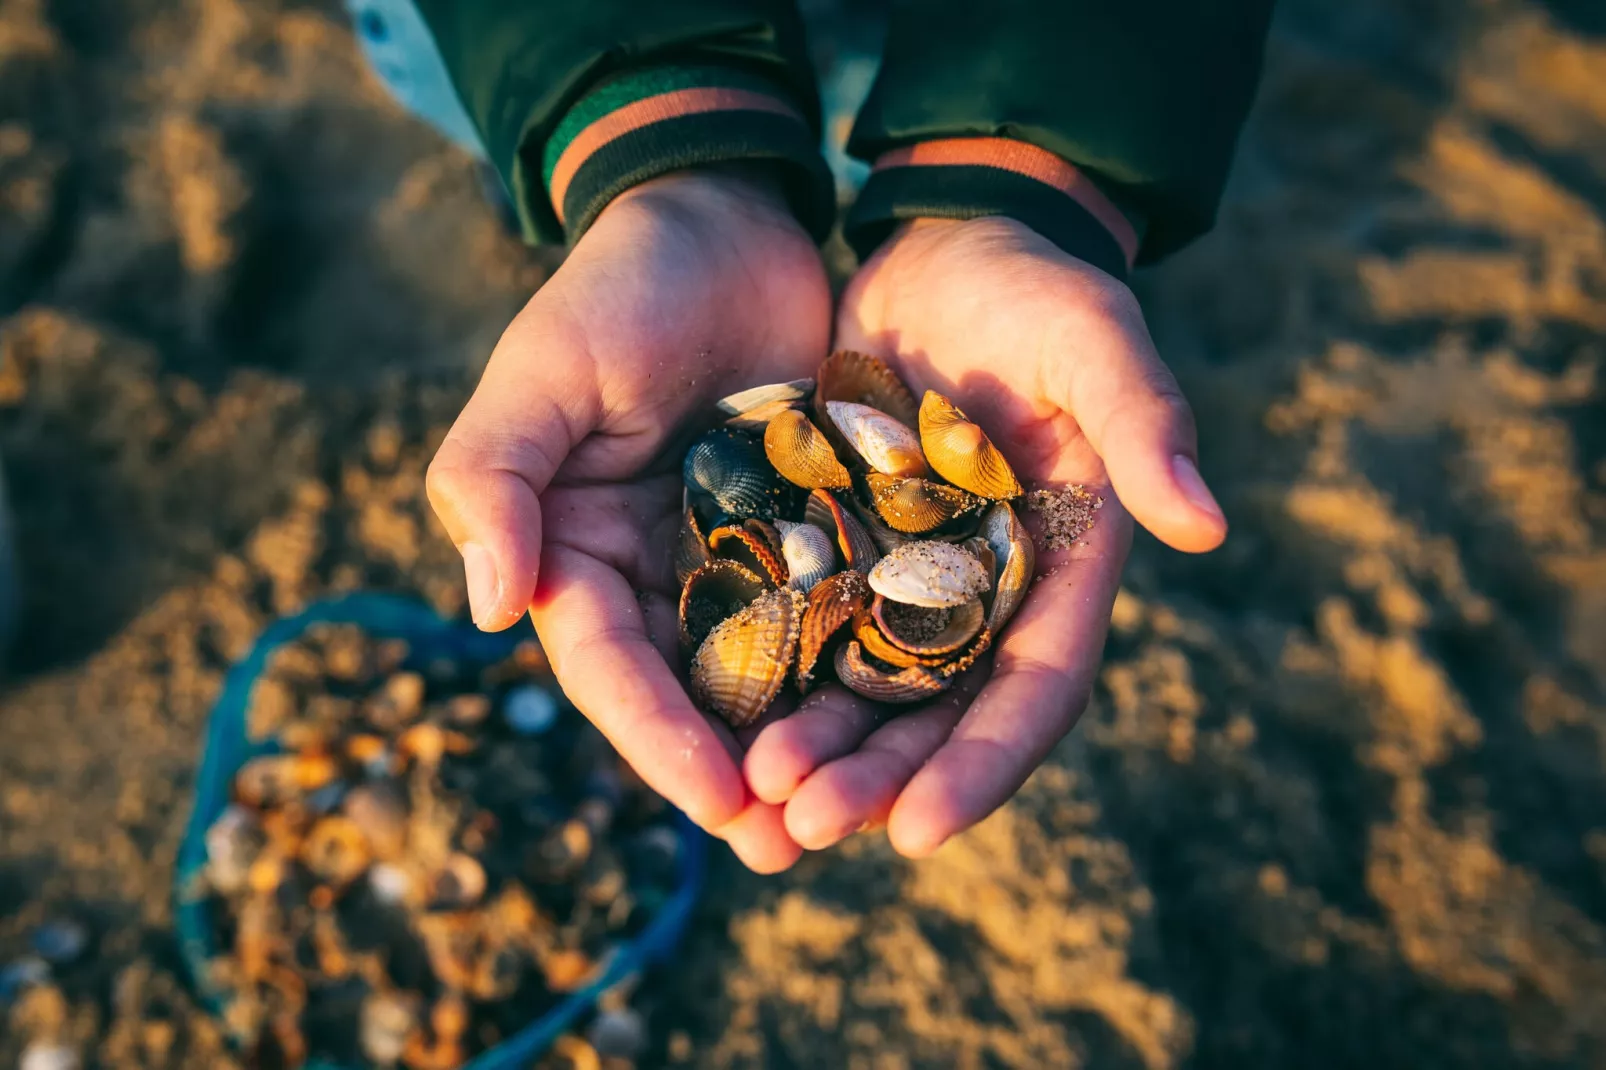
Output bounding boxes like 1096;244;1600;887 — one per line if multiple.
743;217;1224;858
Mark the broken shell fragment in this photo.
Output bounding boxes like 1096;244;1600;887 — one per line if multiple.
677;559;770;649
804;489;878;572
826;401;929;478
673;506;713;587
708;519;788;586
682;428;800;521
833;641;952;703
864;473;983;534
918;391;1024;499
764;408;853;489
980;501;1036;633
717;378;813;416
868;541;992;608
796;570;870;692
689;587;805;727
815;350;920;428
870;594;986;656
775;520;838;593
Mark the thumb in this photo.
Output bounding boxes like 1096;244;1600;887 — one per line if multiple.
426;325;597;630
1059;288;1227;553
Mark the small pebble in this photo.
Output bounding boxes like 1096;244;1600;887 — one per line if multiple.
504;684;558;735
30;921;87;964
587;1007;647;1060
20;1043;79;1070
0;956;50;1002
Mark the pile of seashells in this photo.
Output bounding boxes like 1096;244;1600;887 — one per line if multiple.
199;624;676;1068
680;351;1036;726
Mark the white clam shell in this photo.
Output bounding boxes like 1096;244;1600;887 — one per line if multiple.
867;541;992;608
716;378;814;416
775;520;838;593
825;401;929;477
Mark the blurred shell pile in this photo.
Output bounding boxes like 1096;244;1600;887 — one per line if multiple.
201;624;676;1068
681;351;1037;727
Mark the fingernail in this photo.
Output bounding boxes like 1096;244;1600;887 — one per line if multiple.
460;541;501;628
1171;455;1225;522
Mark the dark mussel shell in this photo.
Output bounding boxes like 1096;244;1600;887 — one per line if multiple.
683;428;801;522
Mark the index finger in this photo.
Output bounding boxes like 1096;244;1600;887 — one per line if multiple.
529;543;747;831
884;495;1132;857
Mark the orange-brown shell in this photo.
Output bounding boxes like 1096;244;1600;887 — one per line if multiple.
852;612;938;669
865;473;984;534
979;501;1036;633
674;505;713;586
796;570;870;692
690;587;806;727
833;641;952;703
815;350;920;428
804;489;879;573
918;391;1023;499
708;519;789;586
935;626;993;678
678;559;771;649
870;594;986;656
764;408;852;489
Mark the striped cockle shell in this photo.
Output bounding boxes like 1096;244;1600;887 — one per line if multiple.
775;520;838;593
826;402;929;478
690;587;806;727
833;640;952;703
804;489;878;573
868;541;992;608
682;428;801;521
918;390;1023;499
764;408;853;489
870;593;986;657
796;569;870;692
864;473;983;534
814;350;919;428
708;519;789;586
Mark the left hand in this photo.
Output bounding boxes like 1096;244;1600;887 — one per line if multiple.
743;216;1228;858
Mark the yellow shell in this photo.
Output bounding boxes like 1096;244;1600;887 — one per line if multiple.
796;570;870;692
865;473;983;534
833;641;952;703
979;502;1036;633
764;408;853;489
870;594;986;656
690;587;806;727
918;391;1023;499
804;489;879;573
775;520;839;593
678;559;770;649
815;350;920;428
867;540;992;608
673;505;713;587
826;401;929;478
708;519;789;586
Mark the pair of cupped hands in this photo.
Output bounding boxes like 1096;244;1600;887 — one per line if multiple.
426;166;1226;872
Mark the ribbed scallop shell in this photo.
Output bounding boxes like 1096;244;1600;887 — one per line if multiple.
804;489;879;573
709;519;789;586
980;502;1036;633
865;473;984;534
764;408;853;489
717;379;814;416
796;570;870;692
678;559;771;649
725;397;802;431
815;350;920;428
868;541;992;608
918;391;1023;499
833;640;952;703
826;402;929;478
870;594;986;656
682;428;800;521
690;587;806;727
674;505;713;587
775;520;838;593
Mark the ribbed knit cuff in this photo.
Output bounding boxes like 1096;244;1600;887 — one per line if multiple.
844;138;1145;282
541;64;836;245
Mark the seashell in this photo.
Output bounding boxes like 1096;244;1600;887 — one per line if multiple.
796;570;870;692
682;428;800;521
868;541;992;608
870;594;986;656
342;782;408;860
826;401;929;478
503;683;559;735
852;612;933;668
673;506;713;587
430;852;487;908
235;753;338;807
815;350;920;428
865;473;984;534
935;626;993;678
764;408;852;489
724;397;803;431
689;587;805;727
708;519;788;586
804;489;878;572
833;641;952;703
300;815;370;886
677;559;770;649
918;391;1024;499
775;520;838;593
980;501;1036;632
717;378;814;416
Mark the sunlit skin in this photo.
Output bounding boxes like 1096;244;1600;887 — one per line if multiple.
426;167;1226;872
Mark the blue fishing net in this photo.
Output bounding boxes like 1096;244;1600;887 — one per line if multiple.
173;593;708;1069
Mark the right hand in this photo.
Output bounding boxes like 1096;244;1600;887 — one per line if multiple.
426;167;831;872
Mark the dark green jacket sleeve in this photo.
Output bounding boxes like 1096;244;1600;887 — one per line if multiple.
413;0;835;245
844;0;1274;277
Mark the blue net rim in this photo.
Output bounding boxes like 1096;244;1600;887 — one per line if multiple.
172;593;709;1069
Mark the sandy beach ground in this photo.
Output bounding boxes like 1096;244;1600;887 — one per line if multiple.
0;0;1603;1065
